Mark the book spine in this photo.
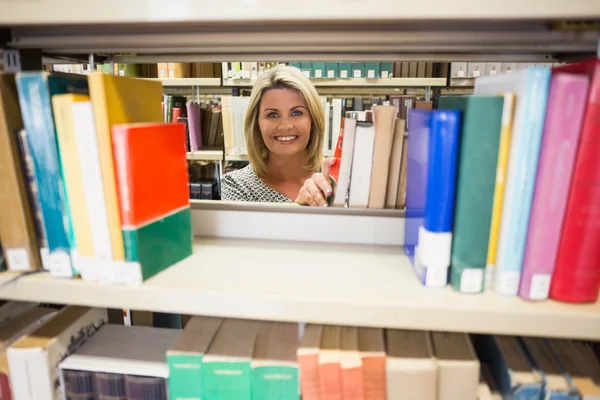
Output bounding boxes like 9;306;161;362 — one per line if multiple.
298;353;320;400
415;110;461;288
62;369;95;400
125;376;168;400
550;66;600;303
494;67;551;296
485;94;515;290
519;74;589;301
318;362;342;400
95;371;127;399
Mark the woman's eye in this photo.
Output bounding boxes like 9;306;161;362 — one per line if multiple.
267;112;279;119
291;110;303;116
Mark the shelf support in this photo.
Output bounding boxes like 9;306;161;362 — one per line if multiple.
88;53;95;71
424;86;431;102
1;48;42;72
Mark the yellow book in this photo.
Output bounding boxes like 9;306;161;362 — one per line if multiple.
52;94;93;262
88;73;163;261
485;92;516;290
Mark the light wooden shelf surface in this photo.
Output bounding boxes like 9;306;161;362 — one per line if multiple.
223;77;447;88
150;78;222;87
186;151;248;162
0;237;597;340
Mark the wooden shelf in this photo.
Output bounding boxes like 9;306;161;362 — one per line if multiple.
223;78;447;88
150;78;221;87
186;151;248;162
0;237;597;340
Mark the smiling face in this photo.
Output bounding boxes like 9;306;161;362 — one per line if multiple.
258;88;312;157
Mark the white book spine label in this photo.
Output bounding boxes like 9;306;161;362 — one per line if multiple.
353;70;362;78
528;274;551;300
497;271;520;296
40;247;50;270
460;269;484;293
340;70;348;78
327;70;335;78
418;227;452;269
367;70;376;78
48;250;74;278
314;70;323;78
381;71;389;78
5;248;30;271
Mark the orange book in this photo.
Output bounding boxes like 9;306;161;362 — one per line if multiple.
358;328;386;400
298;324;323;400
319;326;342;400
111;122;189;226
341;327;364;400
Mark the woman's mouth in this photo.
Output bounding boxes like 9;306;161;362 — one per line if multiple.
274;135;299;144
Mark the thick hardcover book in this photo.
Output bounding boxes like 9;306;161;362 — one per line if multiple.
111;122;192;283
340;327;364;400
474;67;552;296
550;59;600;303
88;73;163;262
318;325;343;400
0;75;42;271
358;328;386;400
297;324;323;400
519;73;589;301
405;109;461;288
15;72;89;277
368;105;398;209
438;96;504;293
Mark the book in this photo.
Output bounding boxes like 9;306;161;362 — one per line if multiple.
405;109;461;288
111;122;192;283
386;329;436;400
546;339;600;400
357;328;386;400
87;73;163;263
340;327;363;400
297;324;323;400
318;325;343;400
485;93;516;290
368;105;397;209
549;59;600;303
252;322;299;400
385;119;406;208
348;122;376;208
7;306;107;400
167;316;223;400
0;75;42;271
15;72;89;277
518;73;590;301
474;67;552;296
202;319;262;400
431;332;479;400
438;96;505;293
333;118;357;207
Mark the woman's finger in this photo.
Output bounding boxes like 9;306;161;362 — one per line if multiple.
312;173;333;197
306;179;328;207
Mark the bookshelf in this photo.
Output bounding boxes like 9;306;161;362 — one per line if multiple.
223;78;447;88
0;236;597;340
149;78;221;87
186;151;248;162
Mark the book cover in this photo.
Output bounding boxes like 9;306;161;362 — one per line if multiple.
431;332;479;400
386;329;436;400
385;119;406;208
252;322;299;400
318;325;343;400
474;67;552;296
340;327;364;400
546;340;600;400
485;93;516;290
357;328;386;400
111;122;192;283
167;316;223;400
519;73;589;301
0;74;42;271
333;118;357;207
406;109;461;288
297;324;323;400
15;72;89;277
88;73;163;262
202;319;262;400
368;105;397;209
438;96;505;294
348;122;375;208
549;59;600;303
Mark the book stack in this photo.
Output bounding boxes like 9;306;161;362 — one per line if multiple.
401;58;600;303
0;71;193;282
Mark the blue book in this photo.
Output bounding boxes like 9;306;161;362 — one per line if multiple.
404;109;461;287
474;335;544;400
16;72;88;276
474;67;551;296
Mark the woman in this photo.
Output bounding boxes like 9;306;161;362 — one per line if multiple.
221;64;334;207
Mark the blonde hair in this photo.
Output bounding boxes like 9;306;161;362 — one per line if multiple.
244;64;324;179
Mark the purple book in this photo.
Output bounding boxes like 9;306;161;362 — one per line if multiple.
518;73;589;301
187;102;203;151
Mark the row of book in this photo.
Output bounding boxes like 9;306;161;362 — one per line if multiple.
1;302;598;400
399;58;599;303
449;62;560;79
0;71;193;281
53;63;222;79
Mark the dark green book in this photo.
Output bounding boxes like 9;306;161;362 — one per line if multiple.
438;96;504;293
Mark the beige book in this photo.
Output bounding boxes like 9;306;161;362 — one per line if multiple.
386;329;436;400
319;325;343;400
298;324;323;400
0;302;38;326
204;319;262;361
431;332;480;400
0;75;42;271
547;340;600;399
168;63;190;78
368;105;398;209
168;315;223;358
340;327;364;400
385;118;406;208
396;136;409;208
254;321;298;365
221;96;235;155
7;306;108;400
358;328;386;400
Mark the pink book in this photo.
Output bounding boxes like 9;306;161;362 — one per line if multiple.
518;73;590;301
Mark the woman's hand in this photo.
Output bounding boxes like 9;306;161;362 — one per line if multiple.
295;158;336;207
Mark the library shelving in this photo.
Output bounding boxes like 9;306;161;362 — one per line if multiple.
148;77;222;87
186;151;248;162
222;77;447;88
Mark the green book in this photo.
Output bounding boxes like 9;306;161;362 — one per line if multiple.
202;319;262;400
167;316;223;400
252;322;300;400
438;95;504;293
325;62;338;78
122;207;193;282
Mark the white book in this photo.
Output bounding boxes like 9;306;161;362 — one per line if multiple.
348;122;376;208
331;99;343;156
333;118;357;207
71;102;113;280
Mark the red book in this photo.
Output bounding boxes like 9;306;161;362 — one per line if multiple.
0;374;11;400
550;59;600;303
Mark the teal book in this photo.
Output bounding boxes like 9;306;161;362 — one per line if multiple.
439;96;504;293
16;72;89;276
202;319;262;400
167;316;223;400
252;322;300;400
